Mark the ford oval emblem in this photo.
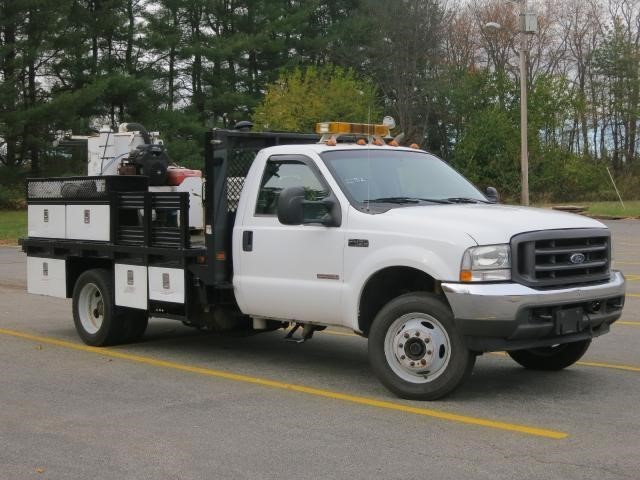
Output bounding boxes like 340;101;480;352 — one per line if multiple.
569;252;586;264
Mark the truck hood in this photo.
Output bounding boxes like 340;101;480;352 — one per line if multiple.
383;204;606;245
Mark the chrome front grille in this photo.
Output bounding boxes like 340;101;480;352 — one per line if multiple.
511;229;611;288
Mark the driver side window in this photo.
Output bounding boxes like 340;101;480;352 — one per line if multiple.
255;160;329;216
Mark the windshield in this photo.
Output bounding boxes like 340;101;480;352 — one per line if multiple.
321;150;487;206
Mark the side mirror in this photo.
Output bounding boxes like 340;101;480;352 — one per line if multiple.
277;187;341;227
277;187;305;225
485;186;499;204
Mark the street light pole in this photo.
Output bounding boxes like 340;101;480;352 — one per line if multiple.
486;1;535;205
519;0;529;206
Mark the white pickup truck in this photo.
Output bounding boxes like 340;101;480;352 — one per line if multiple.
22;122;626;400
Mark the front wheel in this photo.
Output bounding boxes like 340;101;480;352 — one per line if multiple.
368;293;475;400
507;339;591;371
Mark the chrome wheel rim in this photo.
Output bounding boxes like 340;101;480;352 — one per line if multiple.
78;283;104;335
383;313;451;384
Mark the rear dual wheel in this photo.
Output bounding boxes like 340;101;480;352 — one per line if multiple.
73;269;147;346
368;293;475;400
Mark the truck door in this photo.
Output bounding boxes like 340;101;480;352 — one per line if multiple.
234;155;345;325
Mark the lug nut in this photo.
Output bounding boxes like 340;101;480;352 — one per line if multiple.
404;332;410;339
415;331;420;337
421;359;427;366
425;338;430;344
400;355;406;360
410;362;415;367
427;350;432;355
399;343;403;348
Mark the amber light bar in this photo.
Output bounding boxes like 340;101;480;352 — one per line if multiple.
316;122;390;138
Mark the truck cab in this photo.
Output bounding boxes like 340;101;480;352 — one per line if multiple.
22;121;626;400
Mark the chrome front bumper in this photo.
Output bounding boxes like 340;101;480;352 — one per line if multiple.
442;271;625;322
441;271;626;350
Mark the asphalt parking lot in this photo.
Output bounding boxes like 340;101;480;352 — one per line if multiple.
1;219;639;480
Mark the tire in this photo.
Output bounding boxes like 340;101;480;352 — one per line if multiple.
368;292;475;400
507;339;591;371
121;311;148;343
72;269;127;346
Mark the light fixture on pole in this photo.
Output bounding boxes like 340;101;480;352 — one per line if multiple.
485;0;537;206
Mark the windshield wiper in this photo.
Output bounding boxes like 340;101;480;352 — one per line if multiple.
368;197;452;204
444;197;490;204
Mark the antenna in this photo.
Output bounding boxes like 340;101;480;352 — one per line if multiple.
365;106;371;211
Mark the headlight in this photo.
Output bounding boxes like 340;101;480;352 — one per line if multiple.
610;242;615;271
460;244;511;282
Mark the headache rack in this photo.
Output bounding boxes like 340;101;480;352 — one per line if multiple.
205;128;319;284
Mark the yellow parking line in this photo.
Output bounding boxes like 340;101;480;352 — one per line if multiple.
624;275;640;281
616;261;640;266
575;361;640;373
617;321;640;326
0;327;566;440
489;352;640;372
626;293;640;298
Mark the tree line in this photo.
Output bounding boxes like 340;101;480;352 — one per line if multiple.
1;0;639;203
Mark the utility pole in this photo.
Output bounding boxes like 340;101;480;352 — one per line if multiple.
519;0;529;206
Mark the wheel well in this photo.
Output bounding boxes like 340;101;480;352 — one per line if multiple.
358;267;439;336
66;257;113;298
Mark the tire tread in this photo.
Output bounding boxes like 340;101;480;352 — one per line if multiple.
72;268;131;347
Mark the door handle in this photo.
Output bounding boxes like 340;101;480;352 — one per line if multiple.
242;230;253;252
